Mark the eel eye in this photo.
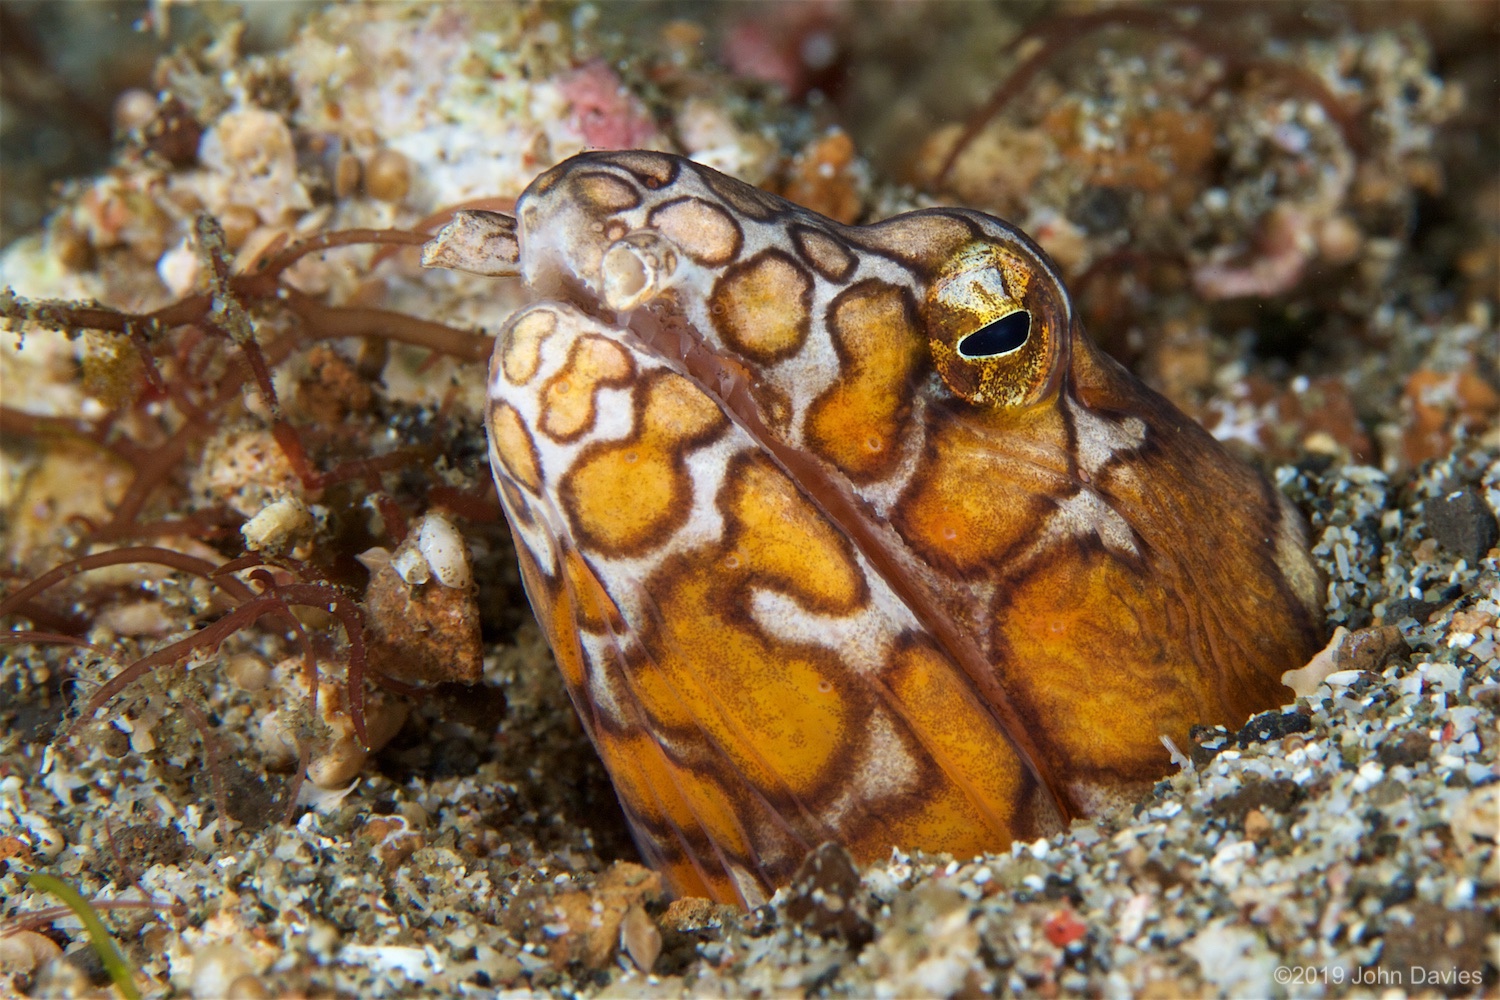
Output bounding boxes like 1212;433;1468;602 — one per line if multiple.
957;310;1030;359
924;238;1069;408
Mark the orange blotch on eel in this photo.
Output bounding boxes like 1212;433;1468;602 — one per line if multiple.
499;307;557;386
540;335;633;441
561;372;727;556
710;250;812;363
804;281;924;481
489;402;542;494
648;197;742;266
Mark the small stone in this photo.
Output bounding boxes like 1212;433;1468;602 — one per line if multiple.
364;148;413;203
218;204;260;251
334;149;362;199
1377;873;1416;907
1042;905;1088;948
359;815;424;868
1188;724;1233;768
1449;608;1496;632
31;955;94;996
193;429;303;519
292;345;373;424
112;823;188;872
779;129;863;224
784;842;874;946
191;943;255;1000
1334;625;1410;672
199;107;311;222
1234;709;1312;748
0;930;62;976
99;728;132;758
1447;785;1499;859
224;653;272;692
1242;808;1273;841
51;219;96;271
659;896;728;935
1070;185;1128;233
295;685;411;789
142;96;203;167
225;973;271;999
363;527;484;687
1209;777;1302;824
542;862;662;970
241;495;316;555
1426;488;1499;563
113;88;159;135
1375;730;1432;767
1315;213;1364;266
620;904;662;973
1382;596;1438;623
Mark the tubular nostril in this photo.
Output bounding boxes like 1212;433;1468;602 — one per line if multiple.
600;231;680;312
603;243;650;308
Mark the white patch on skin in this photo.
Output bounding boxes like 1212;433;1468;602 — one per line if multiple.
505;503;559;577
1068;397;1147;477
577;631;631;728
746;549;920;668
821;711;918;834
1047;489;1140;556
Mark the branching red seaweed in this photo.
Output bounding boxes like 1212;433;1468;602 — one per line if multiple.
2;212;504;789
0;631;107;654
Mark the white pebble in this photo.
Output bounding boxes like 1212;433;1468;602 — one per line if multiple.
241;496;315;553
392;544;430;585
158;238;201;298
417;512;472;588
1351;760;1384;793
191;943;254;999
19;811;63;860
1420;661;1463;693
1207;840;1256;886
1321;669;1365;688
0;930;62;974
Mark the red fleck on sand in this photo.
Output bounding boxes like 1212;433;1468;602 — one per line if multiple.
1044;906;1089;948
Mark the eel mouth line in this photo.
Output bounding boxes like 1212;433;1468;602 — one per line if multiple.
618;298;1079;830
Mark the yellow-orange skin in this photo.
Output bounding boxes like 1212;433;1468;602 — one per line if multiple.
463;151;1324;907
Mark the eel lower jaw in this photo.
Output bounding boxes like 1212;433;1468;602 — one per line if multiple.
622;301;761;429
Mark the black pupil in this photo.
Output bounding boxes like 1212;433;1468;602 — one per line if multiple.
958;311;1031;358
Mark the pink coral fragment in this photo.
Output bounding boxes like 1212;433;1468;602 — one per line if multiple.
721;1;847;98
1192;205;1314;300
557;59;660;150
